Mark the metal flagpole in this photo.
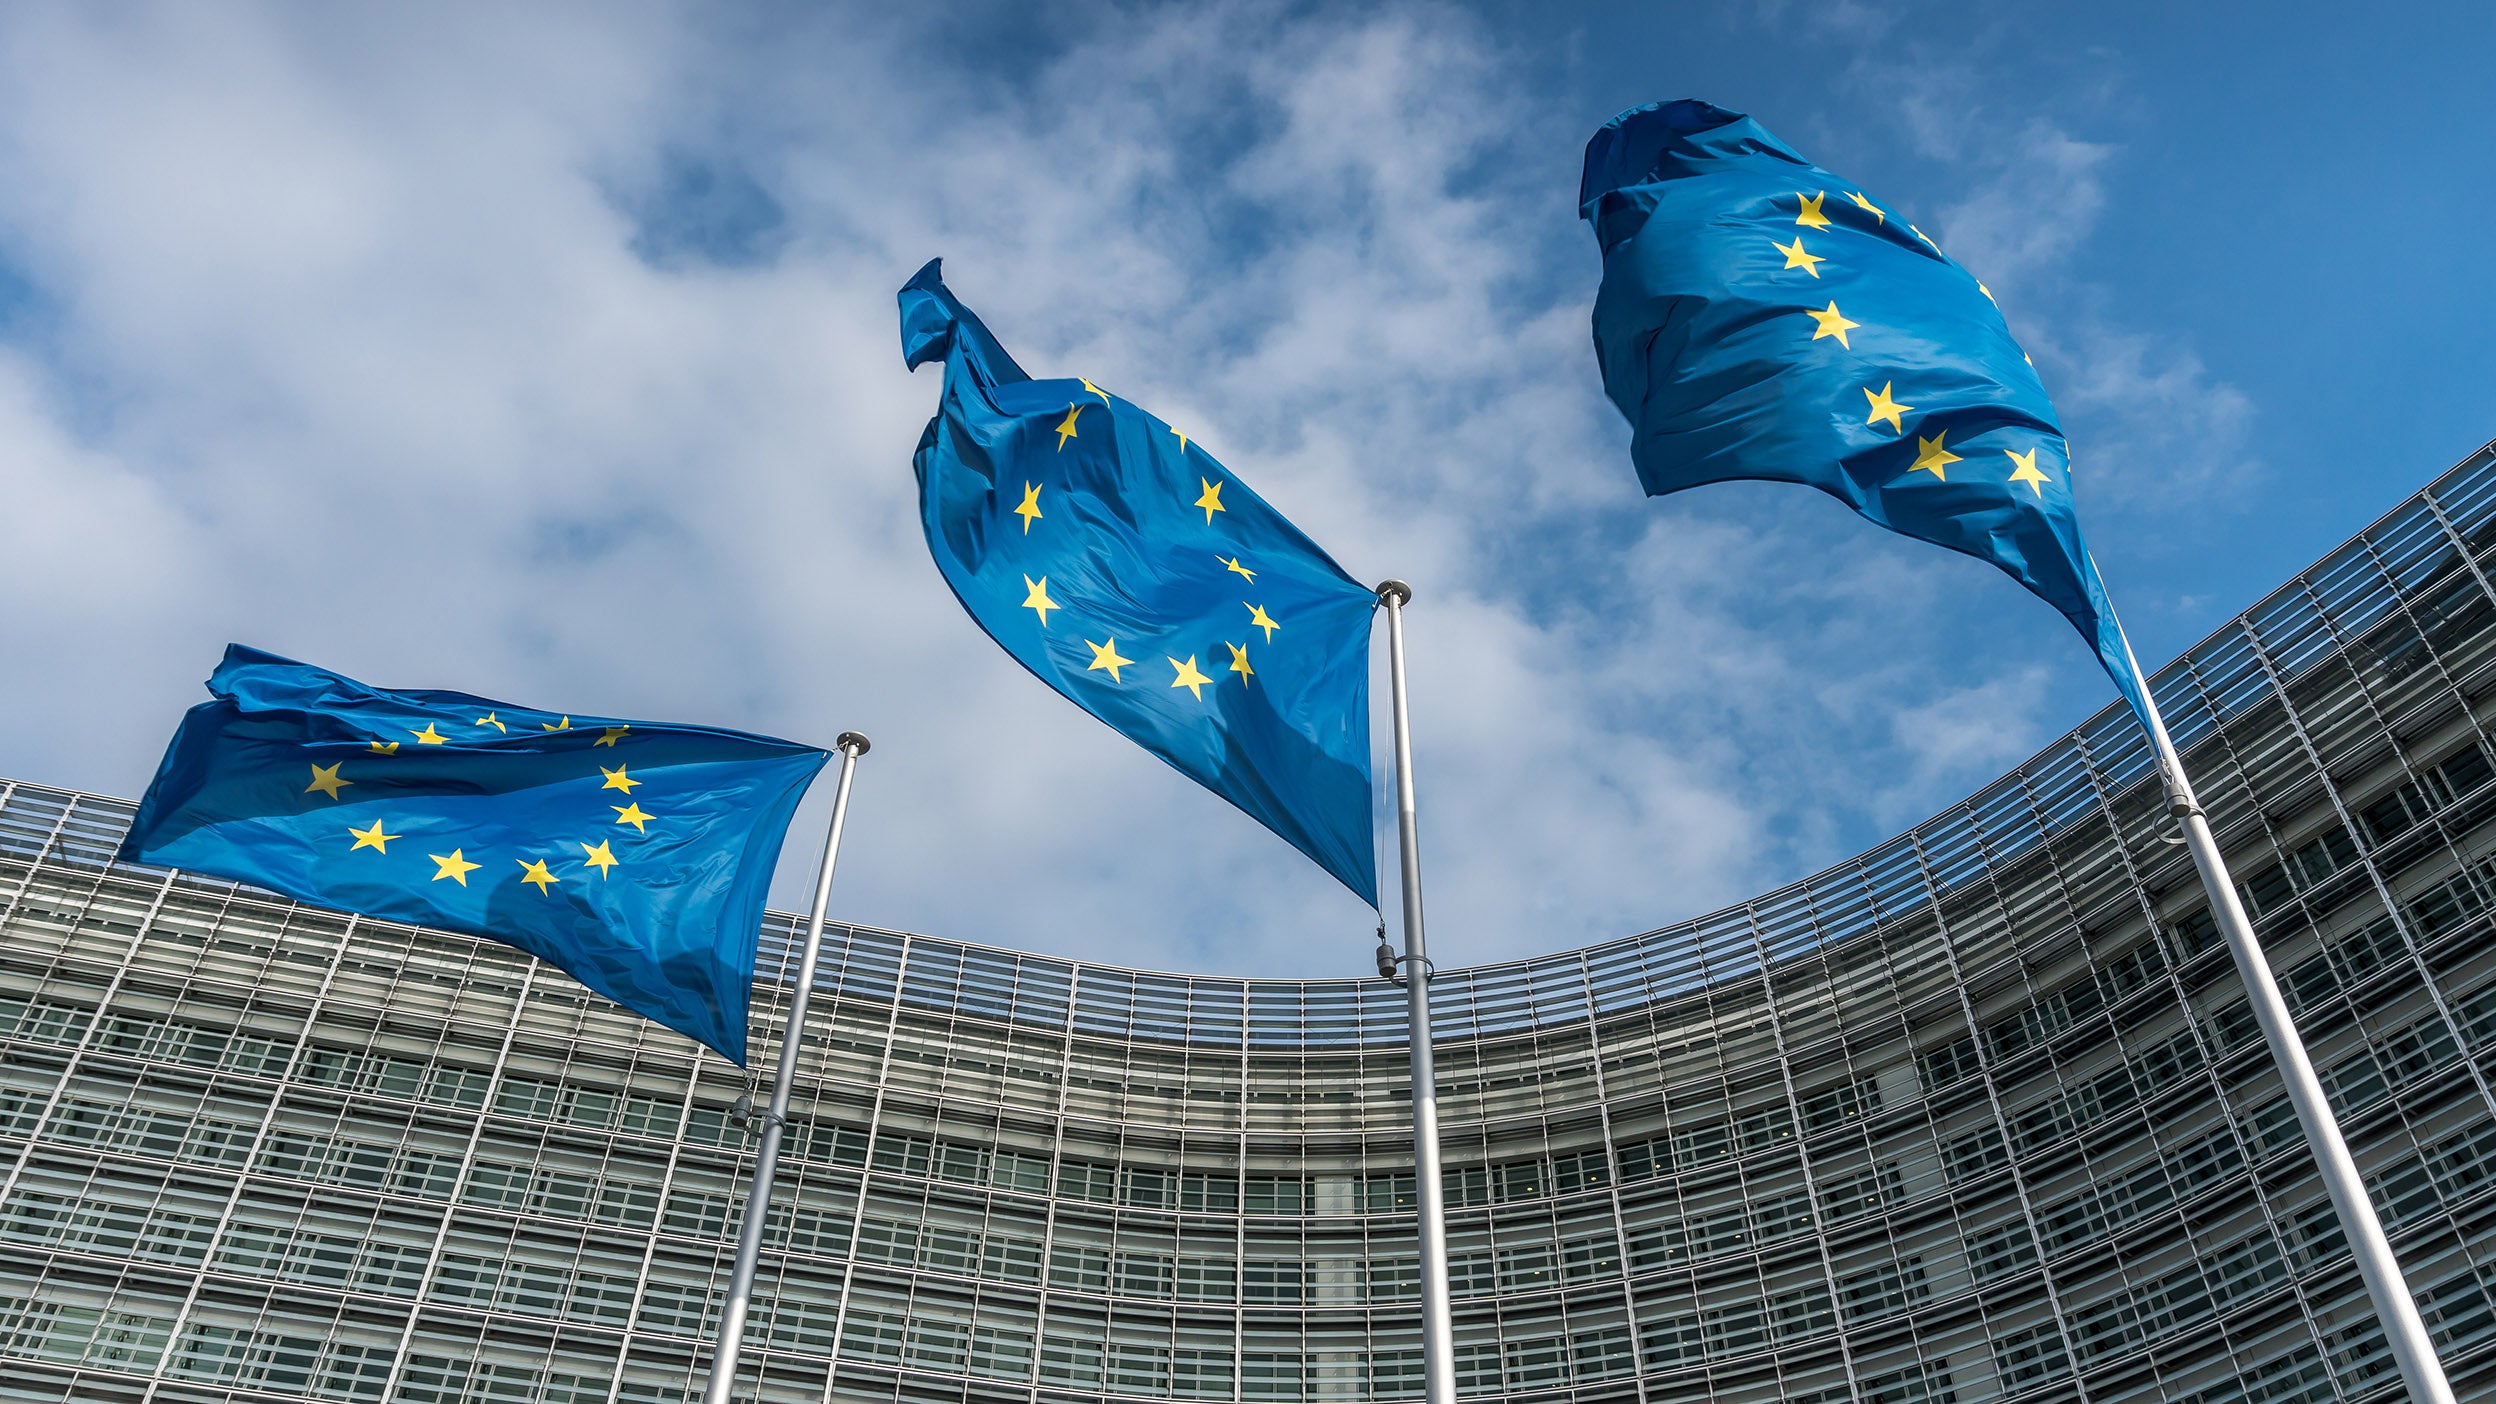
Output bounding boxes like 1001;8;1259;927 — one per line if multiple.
2129;658;2457;1404
701;731;871;1404
1375;581;1457;1404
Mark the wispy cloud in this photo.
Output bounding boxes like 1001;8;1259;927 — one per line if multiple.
1870;664;2056;829
1822;41;2267;520
1933;121;2112;285
1913;118;2257;512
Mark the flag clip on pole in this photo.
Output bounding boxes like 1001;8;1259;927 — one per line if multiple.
702;731;872;1404
2130;669;2458;1404
1377;581;1457;1404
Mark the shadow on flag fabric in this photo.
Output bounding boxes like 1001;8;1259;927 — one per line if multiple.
1580;99;2150;726
899;259;1379;905
118;645;829;1065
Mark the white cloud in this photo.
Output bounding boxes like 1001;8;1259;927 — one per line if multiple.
0;1;2113;978
1934;122;2112;287
1870;665;2056;829
2020;314;2257;511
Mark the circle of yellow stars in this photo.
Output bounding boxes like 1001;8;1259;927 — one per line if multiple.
1010;379;1284;704
318;715;653;898
1775;187;2061;499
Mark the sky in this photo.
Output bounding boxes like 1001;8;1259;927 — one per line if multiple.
2;1;2490;979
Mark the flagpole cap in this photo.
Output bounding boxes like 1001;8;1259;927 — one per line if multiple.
836;732;872;756
1375;580;1412;607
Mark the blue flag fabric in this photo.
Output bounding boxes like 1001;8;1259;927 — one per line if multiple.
899;260;1380;904
1580;99;2148;725
118;645;829;1065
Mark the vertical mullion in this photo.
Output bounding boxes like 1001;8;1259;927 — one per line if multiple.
135;910;359;1401
368;956;544;1403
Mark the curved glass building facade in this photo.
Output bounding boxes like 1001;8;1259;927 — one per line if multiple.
8;443;2496;1404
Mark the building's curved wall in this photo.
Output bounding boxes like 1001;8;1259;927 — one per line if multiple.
5;443;2496;1404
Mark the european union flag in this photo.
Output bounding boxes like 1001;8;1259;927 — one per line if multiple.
899;260;1379;904
1581;100;2148;724
118;645;829;1065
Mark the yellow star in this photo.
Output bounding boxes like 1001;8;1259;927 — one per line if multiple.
1807;302;1859;348
1910;224;1938;251
411;723;447;745
2005;446;2051;496
1080;377;1113;406
1978;282;1996;304
305;763;351;800
429;849;480;886
1221;555;1255;582
1849;191;1885;224
1195;478;1225;523
368;740;400;755
580;840;619;879
612;802;653;834
600;764;641;793
1225;642;1254;680
1014;482;1043;534
1861;382;1912;434
1055;403;1083;449
596;726;629;747
1246;603;1280;642
516;858;559;893
1085;638;1133;681
475;712;506;733
348;819;398;854
541;716;570;732
1910;431;1962;481
1774;236;1824;277
1795;191;1831;230
1168;655;1212;700
1022;574;1058;627
1169;424;1190;455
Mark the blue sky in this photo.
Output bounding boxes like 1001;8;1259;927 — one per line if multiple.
0;2;2488;977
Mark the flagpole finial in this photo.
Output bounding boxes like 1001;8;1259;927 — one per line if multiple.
836;732;871;756
1376;580;1412;606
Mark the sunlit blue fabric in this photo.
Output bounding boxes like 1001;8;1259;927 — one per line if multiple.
1582;99;2148;724
900;260;1379;904
118;645;828;1064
